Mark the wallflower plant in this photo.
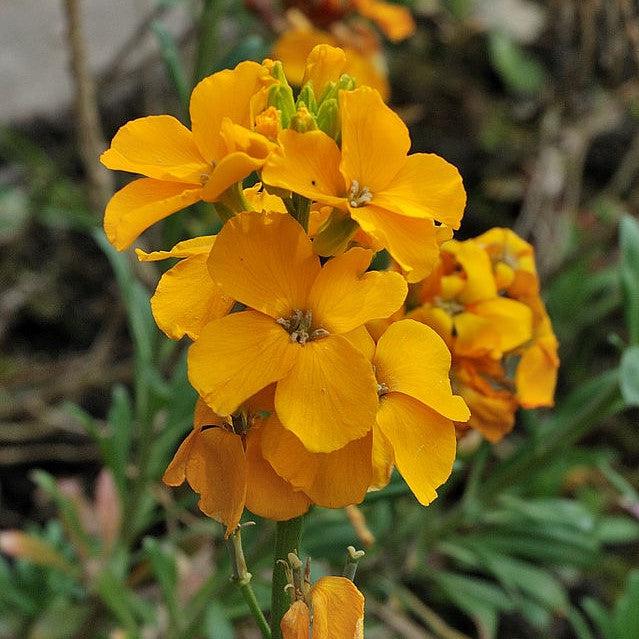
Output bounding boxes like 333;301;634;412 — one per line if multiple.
101;43;557;637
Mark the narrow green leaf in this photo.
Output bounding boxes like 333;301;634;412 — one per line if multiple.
619;215;639;344
581;597;613;639
488;31;546;94
620;346;639;406
613;570;639;639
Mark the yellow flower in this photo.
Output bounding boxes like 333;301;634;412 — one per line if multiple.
100;61;274;249
281;575;364;639
262;86;466;282
273;28;390;100
261;319;469;507
188;211;407;453
163;393;310;537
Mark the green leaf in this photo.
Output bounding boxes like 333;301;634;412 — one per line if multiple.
613;570;639;639
620;215;639;344
581;597;613;639
567;605;596;639
595;516;639;544
620;346;639;406
204;602;235;639
488;31;546;94
143;538;179;627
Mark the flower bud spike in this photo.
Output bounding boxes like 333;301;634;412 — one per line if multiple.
342;545;365;581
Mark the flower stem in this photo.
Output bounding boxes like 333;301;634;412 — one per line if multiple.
271;516;304;638
227;525;271;638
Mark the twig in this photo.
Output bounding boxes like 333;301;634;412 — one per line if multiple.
367;597;436;639
63;0;114;213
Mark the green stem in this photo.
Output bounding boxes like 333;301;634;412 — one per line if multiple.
227;526;271;638
271;517;304;638
291;194;310;232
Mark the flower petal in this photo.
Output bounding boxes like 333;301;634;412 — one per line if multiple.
185;428;247;536
136;235;216;261
262;415;372;507
200;151;266;202
275;335;377;452
244;183;287;213
352;0;415;41
371;424;394;489
311;576;365;639
189;61;271;162
208;211;320;318
244;427;311;521
274;29;339;86
350;205;440;283
100;115;206;183
104;178;202;250
376;393;456;505
372;153;466;228
375;319;469;421
281;600;311;639
151;253;234;340
339;87;409;193
470;297;533;356
309;247;407;334
262;129;347;208
162;429;199;486
515;340;558;408
188;310;298;416
302;44;348;98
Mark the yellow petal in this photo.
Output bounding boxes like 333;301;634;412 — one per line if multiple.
136;235;216;261
244;427;311;521
200;151;265;202
189;61;271;162
453;312;498;358
353;0;415;41
261;415;372;508
343;48;390;102
339;87;409;193
104;178;202;250
515;340;558;408
375;319;469;420
281;600;311;639
208;211;320;318
302;44;348;98
372;153;466;228
162;428;199;486
376;392;456;505
371;423;394;489
471;297;533;355
188;310;298;416
100;115;206;183
406;305;454;349
150;253;234;340
350;205;440;283
275;335;377;453
185;428;247;536
262;129;347;208
308;247;407;334
443;240;497;304
311;576;365;639
244;183;287;213
342;325;376;361
193;397;227;429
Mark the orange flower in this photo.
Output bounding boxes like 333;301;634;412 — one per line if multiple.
188;211;407;453
163;393;310;536
262;86;466;282
352;0;415;42
100;61;274;249
281;575;364;638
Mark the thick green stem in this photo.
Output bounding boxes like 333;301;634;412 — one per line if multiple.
271;517;304;638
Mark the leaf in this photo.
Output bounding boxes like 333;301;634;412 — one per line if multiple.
0;532;74;575
581;597;613;639
143;538;179;626
595;516;639;544
204;602;235;639
567;605;596;639
488;31;546;94
620;346;639;406
613;570;639;639
619;215;639;345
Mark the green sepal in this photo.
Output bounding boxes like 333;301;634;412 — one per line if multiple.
313;209;359;256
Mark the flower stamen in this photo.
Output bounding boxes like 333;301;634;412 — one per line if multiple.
348;180;373;208
276;309;329;344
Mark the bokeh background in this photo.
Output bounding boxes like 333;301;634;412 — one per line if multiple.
1;1;639;637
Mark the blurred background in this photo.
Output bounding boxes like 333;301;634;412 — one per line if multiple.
1;0;639;637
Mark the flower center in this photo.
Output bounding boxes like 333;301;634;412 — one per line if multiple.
348;180;373;208
435;297;465;315
276;309;329;344
377;382;390;397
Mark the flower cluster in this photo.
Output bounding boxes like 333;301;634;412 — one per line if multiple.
406;228;560;442
100;44;556;545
